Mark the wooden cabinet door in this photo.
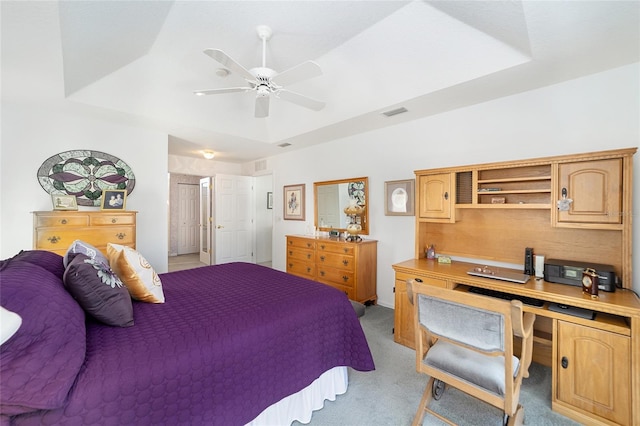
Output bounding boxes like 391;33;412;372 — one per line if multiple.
418;173;453;220
557;159;622;224
393;277;415;349
394;272;448;349
556;321;630;425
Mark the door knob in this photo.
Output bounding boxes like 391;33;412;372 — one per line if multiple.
217;225;223;229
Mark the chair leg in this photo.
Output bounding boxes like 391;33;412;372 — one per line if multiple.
412;377;435;426
506;404;525;426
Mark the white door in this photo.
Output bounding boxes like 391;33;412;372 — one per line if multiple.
199;177;213;265
177;183;199;255
214;174;254;264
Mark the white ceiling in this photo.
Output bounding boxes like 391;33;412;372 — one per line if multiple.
2;1;639;163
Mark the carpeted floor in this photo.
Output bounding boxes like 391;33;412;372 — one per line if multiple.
295;305;581;426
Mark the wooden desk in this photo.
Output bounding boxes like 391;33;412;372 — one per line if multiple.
393;258;640;426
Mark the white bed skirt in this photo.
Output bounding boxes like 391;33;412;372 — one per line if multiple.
246;366;349;425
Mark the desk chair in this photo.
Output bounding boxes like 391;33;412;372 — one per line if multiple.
407;280;535;426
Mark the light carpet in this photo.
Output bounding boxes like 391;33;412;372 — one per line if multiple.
295;305;581;426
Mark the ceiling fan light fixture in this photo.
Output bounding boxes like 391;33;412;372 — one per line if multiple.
202;150;215;160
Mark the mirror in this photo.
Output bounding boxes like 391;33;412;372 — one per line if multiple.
314;177;369;235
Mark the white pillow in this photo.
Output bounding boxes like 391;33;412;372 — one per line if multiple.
107;243;165;303
1;306;23;345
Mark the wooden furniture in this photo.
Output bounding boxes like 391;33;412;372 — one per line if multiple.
33;211;137;255
409;281;535;426
286;235;377;304
393;259;638;426
394;147;638;425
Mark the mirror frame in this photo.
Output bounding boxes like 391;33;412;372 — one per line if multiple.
314;177;369;235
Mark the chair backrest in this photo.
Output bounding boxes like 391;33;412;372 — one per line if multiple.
417;294;506;353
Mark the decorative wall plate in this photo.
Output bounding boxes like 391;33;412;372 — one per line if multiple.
37;150;136;207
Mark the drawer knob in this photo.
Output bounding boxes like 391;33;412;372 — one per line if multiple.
343;248;348;253
47;236;61;244
288;263;293;268
414;278;423;283
112;218;117;224
342;259;349;266
320;271;325;276
320;256;325;262
307;267;311;273
288;250;293;255
320;244;325;250
306;253;311;259
61;219;67;225
116;233;126;240
342;275;349;282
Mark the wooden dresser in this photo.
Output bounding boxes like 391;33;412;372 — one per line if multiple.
286;235;377;304
33;211;136;255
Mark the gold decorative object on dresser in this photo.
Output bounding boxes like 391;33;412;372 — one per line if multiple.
33;211;137;255
394;147;638;426
286;235;377;304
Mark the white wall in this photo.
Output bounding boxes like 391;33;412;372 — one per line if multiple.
1;101;169;272
2;64;637;308
263;63;640;308
255;174;274;264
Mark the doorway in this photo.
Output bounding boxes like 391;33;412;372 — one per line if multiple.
169;172;272;270
177;183;199;255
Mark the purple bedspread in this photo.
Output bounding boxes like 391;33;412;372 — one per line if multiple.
12;263;374;425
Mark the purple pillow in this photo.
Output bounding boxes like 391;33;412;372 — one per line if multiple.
64;254;134;327
63;240;109;268
0;250;64;278
0;260;86;416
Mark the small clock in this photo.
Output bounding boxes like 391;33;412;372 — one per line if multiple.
582;268;598;298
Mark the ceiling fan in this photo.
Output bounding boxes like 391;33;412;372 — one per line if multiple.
194;25;325;118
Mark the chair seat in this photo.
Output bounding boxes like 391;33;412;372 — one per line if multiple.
424;340;520;396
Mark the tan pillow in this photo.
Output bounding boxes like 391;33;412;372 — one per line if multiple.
107;244;165;303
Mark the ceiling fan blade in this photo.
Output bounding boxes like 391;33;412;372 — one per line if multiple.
271;61;322;87
255;95;270;118
203;48;255;82
193;87;252;96
277;89;325;111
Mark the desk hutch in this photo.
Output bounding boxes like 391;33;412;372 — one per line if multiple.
393;148;638;425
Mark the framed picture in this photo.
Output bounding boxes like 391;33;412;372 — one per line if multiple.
283;184;305;220
385;179;415;216
267;192;273;209
100;189;127;210
51;194;78;211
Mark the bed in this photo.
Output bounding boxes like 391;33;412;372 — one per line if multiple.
0;249;375;425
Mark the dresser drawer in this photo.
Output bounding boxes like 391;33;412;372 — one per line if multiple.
36;226;135;251
317;251;354;270
395;271;448;288
286;260;315;279
287;247;314;262
318;267;354;287
90;214;135;226
287;236;316;250
35;214;89;227
317;241;354;256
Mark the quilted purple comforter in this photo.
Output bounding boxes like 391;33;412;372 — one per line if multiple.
11;262;374;425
